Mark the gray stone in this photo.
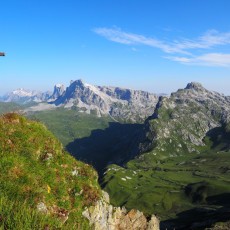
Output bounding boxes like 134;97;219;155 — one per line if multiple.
83;192;160;230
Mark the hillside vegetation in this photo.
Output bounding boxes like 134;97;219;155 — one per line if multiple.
0;113;101;229
28;108;113;146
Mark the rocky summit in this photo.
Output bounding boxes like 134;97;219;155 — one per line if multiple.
48;83;66;101
137;81;230;157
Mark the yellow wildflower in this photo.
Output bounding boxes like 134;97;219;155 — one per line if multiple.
47;185;51;194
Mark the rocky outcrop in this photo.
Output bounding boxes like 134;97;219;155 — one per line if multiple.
83;191;160;230
49;84;65;101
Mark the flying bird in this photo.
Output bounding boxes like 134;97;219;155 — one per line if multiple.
0;52;5;56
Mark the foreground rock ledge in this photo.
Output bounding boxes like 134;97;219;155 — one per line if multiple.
83;191;160;230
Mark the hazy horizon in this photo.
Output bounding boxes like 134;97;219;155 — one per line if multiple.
0;78;229;97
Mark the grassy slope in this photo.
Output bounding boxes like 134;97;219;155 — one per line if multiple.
0;113;101;229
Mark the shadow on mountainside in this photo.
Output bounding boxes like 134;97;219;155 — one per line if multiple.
205;125;230;151
161;193;230;230
66;122;143;178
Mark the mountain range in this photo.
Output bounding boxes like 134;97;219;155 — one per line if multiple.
0;88;51;104
1;79;159;122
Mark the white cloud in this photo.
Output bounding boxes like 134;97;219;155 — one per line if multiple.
94;27;230;67
166;53;230;67
174;30;230;50
166;56;191;63
94;27;230;53
93;27;188;54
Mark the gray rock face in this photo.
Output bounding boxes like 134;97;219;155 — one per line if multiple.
137;82;230;157
49;84;65;101
53;79;159;122
83;191;160;230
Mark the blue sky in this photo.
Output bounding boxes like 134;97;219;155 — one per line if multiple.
0;0;230;95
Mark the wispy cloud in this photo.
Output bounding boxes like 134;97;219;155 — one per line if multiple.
174;30;230;50
94;27;230;67
166;53;230;67
93;27;188;54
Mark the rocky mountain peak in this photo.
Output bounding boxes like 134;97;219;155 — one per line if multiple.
185;82;205;91
71;79;85;87
55;83;65;88
138;82;230;157
49;84;65;101
12;88;35;97
171;82;225;105
65;79;93;96
70;79;84;85
170;82;208;98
